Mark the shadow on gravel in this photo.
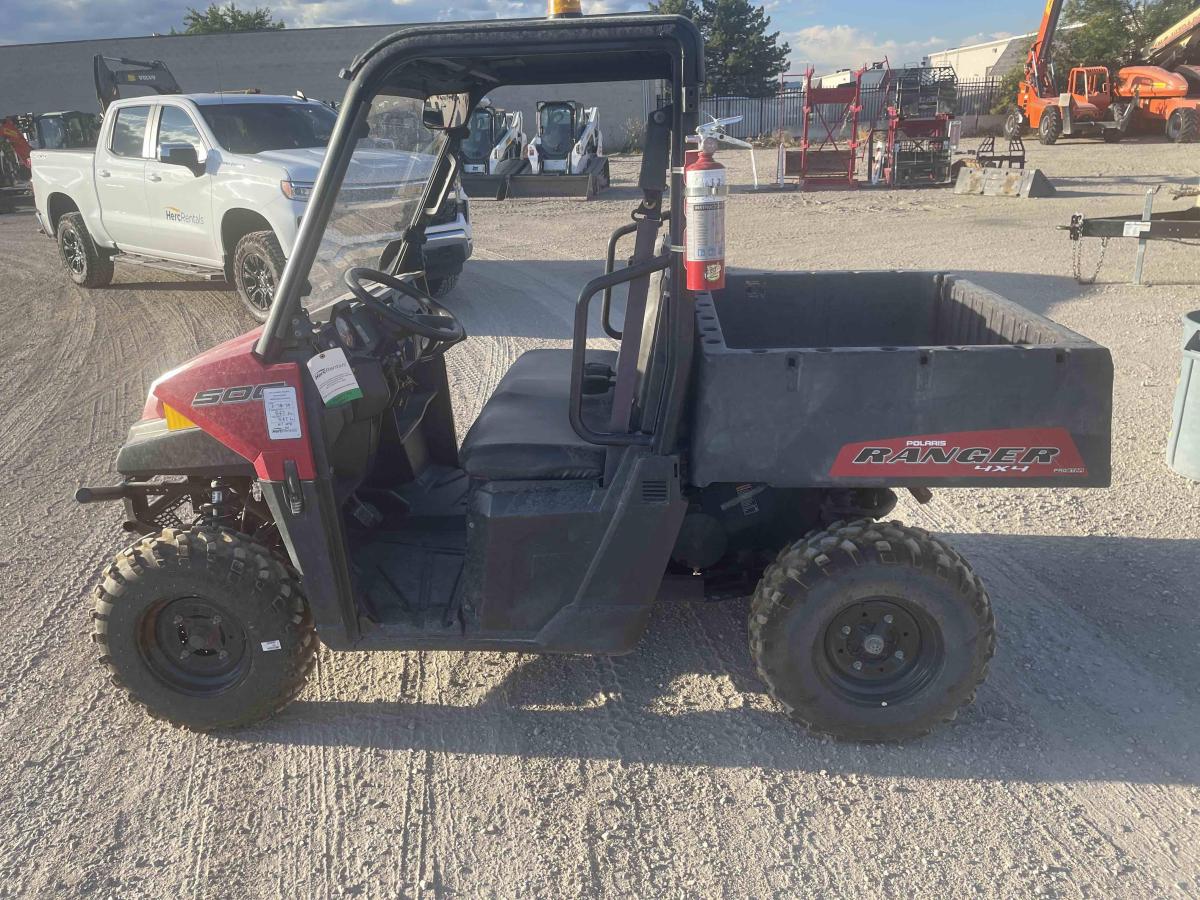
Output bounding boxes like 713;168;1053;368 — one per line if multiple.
236;533;1200;786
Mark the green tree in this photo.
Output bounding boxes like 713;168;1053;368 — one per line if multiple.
649;0;790;96
1058;0;1199;69
181;3;285;34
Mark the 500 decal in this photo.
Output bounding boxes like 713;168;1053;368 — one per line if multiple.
193;382;287;406
829;428;1089;478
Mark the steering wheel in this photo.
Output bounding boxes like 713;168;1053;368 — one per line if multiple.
343;267;466;344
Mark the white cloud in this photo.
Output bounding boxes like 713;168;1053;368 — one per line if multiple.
787;24;947;74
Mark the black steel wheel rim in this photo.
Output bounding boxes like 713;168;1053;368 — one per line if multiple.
62;229;86;275
818;598;943;706
240;253;275;311
138;596;250;695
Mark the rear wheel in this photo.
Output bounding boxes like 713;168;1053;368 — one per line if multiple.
91;527;315;731
749;520;994;741
1003;111;1023;140
1038;108;1062;145
1167;108;1199;143
56;211;114;288
233;230;286;322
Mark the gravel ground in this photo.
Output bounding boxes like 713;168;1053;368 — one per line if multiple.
1;137;1199;899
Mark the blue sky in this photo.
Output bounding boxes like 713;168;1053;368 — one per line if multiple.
3;0;1050;71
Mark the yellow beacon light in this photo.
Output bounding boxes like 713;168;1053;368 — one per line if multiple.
548;0;582;18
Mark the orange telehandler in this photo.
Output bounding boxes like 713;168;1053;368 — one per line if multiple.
1005;0;1200;144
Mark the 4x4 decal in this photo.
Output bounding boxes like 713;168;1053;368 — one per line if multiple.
192;382;287;406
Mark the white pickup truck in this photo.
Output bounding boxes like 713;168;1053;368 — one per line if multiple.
32;93;472;319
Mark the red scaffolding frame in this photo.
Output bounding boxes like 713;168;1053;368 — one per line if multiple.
797;67;863;190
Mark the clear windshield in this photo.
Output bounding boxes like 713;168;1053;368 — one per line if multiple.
304;94;463;310
460;109;495;161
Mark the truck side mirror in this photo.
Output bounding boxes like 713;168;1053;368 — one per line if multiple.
158;142;204;176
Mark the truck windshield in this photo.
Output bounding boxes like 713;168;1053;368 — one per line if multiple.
198;102;336;153
304;94;458;310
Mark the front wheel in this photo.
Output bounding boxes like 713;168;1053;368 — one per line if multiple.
233;230;286;322
749;520;995;741
91;527;315;731
1038;108;1062;145
1167;108;1199;144
425;273;459;299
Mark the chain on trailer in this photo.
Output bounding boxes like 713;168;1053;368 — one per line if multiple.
1070;217;1110;284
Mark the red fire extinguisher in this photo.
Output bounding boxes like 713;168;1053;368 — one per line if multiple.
684;136;727;292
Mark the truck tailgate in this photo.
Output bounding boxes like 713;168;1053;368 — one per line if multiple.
689;272;1113;488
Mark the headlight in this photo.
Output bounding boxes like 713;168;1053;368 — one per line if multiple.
280;179;314;201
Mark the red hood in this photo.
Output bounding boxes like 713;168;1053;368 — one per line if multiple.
144;326;316;481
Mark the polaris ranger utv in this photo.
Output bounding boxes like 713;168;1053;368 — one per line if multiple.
79;12;1114;740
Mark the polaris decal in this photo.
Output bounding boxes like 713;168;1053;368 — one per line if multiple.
165;206;204;225
193;382;287;407
829;428;1088;478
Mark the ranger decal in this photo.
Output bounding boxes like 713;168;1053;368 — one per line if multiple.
829;428;1088;478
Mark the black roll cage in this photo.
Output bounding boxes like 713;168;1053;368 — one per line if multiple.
256;13;703;454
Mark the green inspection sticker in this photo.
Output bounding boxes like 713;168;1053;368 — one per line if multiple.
307;348;363;407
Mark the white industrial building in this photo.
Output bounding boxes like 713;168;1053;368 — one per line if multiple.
925;24;1082;81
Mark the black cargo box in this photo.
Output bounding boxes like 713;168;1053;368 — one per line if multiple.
689;271;1113;488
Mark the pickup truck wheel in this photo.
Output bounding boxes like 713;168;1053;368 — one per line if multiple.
57;212;114;288
233;230;285;322
1167;108;1198;143
425;273;458;298
91;527;315;731
749;520;995;741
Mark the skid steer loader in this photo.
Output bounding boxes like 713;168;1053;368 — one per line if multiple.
507;100;609;199
459;102;529;200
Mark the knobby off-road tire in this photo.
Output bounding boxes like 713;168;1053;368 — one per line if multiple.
1003;111;1023;141
233;230;286;322
749;520;995;741
1167;108;1199;144
92;527;315;731
57;211;114;288
1038;108;1062;145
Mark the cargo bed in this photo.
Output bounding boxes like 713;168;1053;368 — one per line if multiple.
689;271;1113;488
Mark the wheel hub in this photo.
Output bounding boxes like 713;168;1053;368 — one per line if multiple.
822;599;937;702
241;254;275;310
63;231;86;274
140;597;249;694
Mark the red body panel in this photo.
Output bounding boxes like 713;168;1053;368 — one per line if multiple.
830;428;1088;479
148;327;316;480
